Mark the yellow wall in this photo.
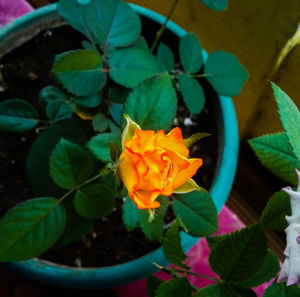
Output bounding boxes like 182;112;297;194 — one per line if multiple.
129;0;300;140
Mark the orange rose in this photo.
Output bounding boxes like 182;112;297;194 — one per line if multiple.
118;116;203;209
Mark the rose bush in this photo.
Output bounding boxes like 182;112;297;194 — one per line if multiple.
119;116;203;209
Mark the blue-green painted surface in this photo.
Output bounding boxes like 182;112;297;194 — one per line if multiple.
0;3;239;289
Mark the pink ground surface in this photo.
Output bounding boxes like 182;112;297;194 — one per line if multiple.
0;0;33;28
0;3;271;296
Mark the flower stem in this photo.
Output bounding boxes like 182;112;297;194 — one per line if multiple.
150;0;179;53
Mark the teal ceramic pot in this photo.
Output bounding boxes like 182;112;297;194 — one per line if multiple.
0;3;239;289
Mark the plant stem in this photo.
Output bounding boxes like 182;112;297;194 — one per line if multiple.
150;0;179;53
191;73;210;78
160;265;219;282
56;166;110;205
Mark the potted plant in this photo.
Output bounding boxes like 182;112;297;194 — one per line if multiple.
0;0;247;289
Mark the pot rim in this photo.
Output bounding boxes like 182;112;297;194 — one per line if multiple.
0;3;239;289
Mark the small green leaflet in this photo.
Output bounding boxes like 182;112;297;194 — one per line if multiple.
179;33;203;74
199;0;228;11
74;184;115;219
272;82;300;162
92;113;109;132
173;191;218;237
260;190;291;231
204;51;248;97
58;0;141;48
249;132;300;185
157;42;175;72
0;198;66;261
50;138;93;189
123;72;177;130
162;218;188;269
179;73;205;114
132;36;150;53
26;118;90;197
138;197;169;242
155;278;192;297
122;196;139;231
209;224;268;284
87;133;121;163
53;49;106;96
39;86;67;105
71;93;102;108
0;99;39;132
46;100;73;122
109;48;160;88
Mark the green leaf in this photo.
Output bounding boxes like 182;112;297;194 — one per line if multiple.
39;86;67;104
0;198;66;261
87;133;120;163
0;99;39;132
50;138;93;189
138;197;169;242
263;282;300;297
109;48;160;88
194;284;257;297
204;51;248;96
249;132;300;185
173;191;218;237
53;50;106;96
179;33;203;74
27;119;89;197
260;190;291;231
272;82;300;161
74;184;115;219
122;196;139;231
209;224;268;284
178;74;205;114
157;42;175;72
46;100;73;122
109;103;123;124
92;113;109;132
199;0;228;11
155;278;192;297
71;93;102;108
59;199;94;246
147;275;163;297
238;250;280;288
26;119;90;197
132;36;150;53
123;72;177;130
163;218;188;269
58;0;141;48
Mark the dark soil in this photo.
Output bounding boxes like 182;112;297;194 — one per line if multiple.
0;20;219;268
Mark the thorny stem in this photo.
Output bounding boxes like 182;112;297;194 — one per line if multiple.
150;0;179;53
153;262;219;287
